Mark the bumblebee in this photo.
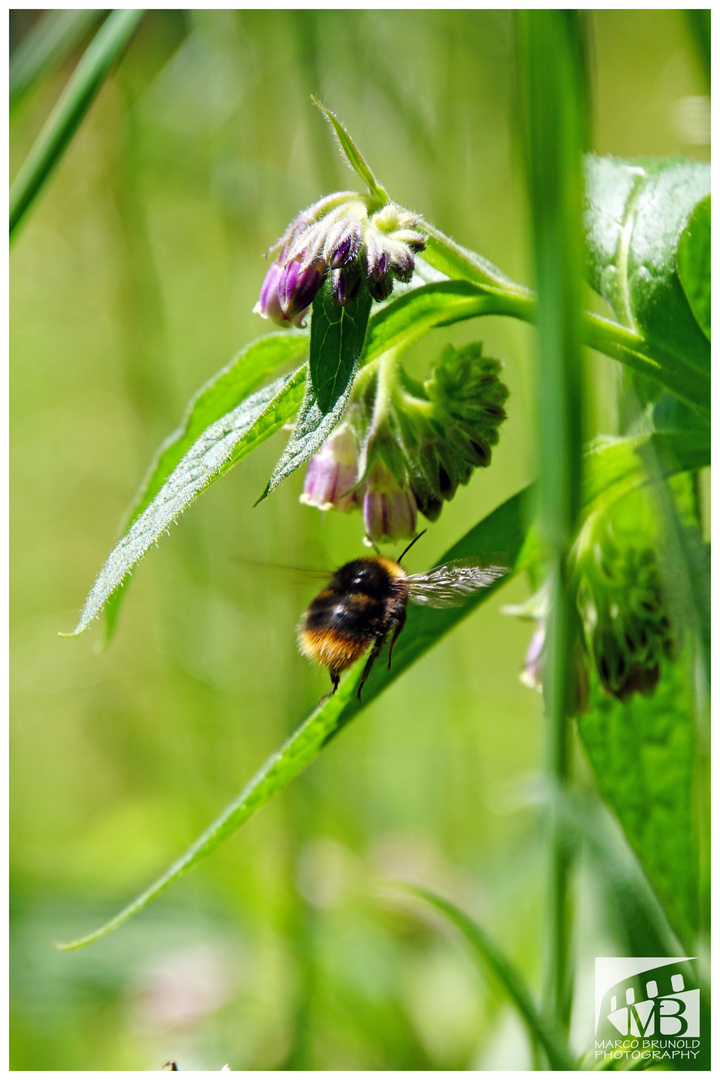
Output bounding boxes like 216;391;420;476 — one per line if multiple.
297;533;508;699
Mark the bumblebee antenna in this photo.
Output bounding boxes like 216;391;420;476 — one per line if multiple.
398;529;427;564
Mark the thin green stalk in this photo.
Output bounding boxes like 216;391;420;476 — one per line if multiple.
518;10;589;1045
9;9;144;240
10;9;104;103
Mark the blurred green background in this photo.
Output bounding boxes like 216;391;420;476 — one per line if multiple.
10;10;709;1070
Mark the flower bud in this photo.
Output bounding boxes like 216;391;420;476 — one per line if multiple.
297;340;508;547
255;191;427;323
362;458;418;544
299;418;360;512
331;264;364;307
278;258;326;319
253;259;310;327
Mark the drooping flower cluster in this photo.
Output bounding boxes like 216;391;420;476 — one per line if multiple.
401;344;509;522
254;193;426;326
299;343;509;545
574;514;677;701
511;493;678;711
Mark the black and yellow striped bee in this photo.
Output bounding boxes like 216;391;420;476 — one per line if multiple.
297;533;507;699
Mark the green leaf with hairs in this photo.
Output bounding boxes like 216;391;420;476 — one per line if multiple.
677;194;710;341
66;367;306;637
312;96;388;201
258;280;371;501
584;154;710;377
102;331;308;640
578;652;698;951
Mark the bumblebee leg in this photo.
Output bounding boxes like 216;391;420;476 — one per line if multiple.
319;670;341;704
357;633;387;701
387;610;407;670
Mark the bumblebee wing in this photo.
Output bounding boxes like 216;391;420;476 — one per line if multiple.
406;557;509;608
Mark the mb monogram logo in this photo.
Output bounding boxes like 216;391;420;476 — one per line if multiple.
595;958;701;1065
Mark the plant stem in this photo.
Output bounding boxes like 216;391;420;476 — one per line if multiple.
417;257;709;419
9;9;104;103
9;8;144;240
518;10;589;1047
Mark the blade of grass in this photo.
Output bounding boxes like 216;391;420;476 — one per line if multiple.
9;8;144;239
10;9;104;102
395;885;576;1071
518;10;589;1039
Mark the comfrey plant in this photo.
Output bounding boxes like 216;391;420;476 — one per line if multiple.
59;49;708;1071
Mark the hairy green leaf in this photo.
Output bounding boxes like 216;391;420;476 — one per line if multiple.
101;332;308;639
312;96;388;201
56;487;528;948
582;429;710;513
677;195;710;341
310;280;372;412
364;279;510;359
420;222;517;290
66;368;306;636
126;333;307;527
258;282;371;501
584;154;710;374
396;885;576;1071
578;653;698;950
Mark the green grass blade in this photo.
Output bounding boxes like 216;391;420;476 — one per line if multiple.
394;885;576;1071
10;9;144;239
10;9;104;102
518;9;588;1037
10;9;105;102
55;486;529;949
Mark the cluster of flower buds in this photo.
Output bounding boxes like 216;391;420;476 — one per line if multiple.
299;343;509;545
512;500;677;711
254;193;426;326
400;344;509;522
574;519;677;701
